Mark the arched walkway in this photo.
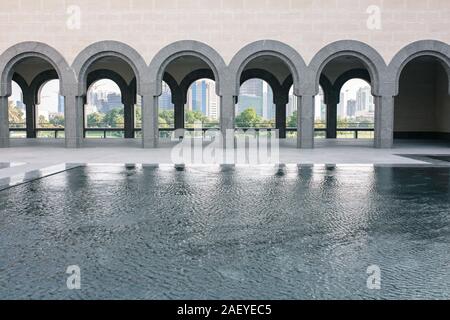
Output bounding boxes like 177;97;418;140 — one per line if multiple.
71;41;148;146
389;41;450;143
308;40;387;148
0;39;448;149
229;40;308;146
147;41;226;147
0;42;75;147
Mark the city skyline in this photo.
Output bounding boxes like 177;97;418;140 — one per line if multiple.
9;78;374;122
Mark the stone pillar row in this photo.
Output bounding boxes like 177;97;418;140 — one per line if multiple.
123;84;136;139
0;82;395;149
0;91;395;149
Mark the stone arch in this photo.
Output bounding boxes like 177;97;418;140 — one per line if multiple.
162;72;179;97
11;73;29;94
240;68;282;95
333;69;371;94
72;41;149;96
282;74;332;98
308;40;387;96
228;40;308;96
179;68;215;101
30;70;59;104
86;69;129;102
149;40;226;97
0;42;75;97
388;40;450;96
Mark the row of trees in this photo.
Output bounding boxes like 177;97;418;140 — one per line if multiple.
86;108;124;128
9;102;65;128
159;110;220;128
158;108;373;129
9;103;375;131
8;103;25;128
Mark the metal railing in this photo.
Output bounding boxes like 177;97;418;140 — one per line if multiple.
9;122;375;140
9;124;65;139
84;128;125;138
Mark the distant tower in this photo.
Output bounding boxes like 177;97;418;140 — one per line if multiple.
58;96;65;114
337;92;345;118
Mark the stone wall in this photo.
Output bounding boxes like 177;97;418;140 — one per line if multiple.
0;0;449;65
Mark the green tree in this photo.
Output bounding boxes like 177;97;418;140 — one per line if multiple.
235;108;261;128
87;112;104;128
8;102;25;128
185;110;208;128
38;115;49;128
49;115;65;128
135;106;142;127
103;108;124;128
337;117;349;129
159;110;174;127
287;110;297;128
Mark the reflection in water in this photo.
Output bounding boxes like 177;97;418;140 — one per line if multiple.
0;165;449;299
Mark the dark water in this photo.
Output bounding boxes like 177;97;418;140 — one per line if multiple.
0;165;449;300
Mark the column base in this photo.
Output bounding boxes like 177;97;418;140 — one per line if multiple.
65;137;82;148
142;138;157;148
374;139;393;149
297;139;314;149
0;137;10;148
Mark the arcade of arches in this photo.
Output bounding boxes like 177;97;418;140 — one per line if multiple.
0;40;449;149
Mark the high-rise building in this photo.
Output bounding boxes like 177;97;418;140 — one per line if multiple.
206;81;219;120
16;100;25;111
101;93;122;113
240;79;263;97
58;96;64;114
262;81;274;120
337;92;346;118
237;79;271;118
314;90;326;122
159;82;173;111
287;91;297;117
356;86;373;112
185;79;220;122
189;80;207;113
347;99;356;117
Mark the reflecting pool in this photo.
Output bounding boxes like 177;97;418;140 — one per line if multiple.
0;165;449;299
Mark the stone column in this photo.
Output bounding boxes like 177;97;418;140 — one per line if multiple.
64;95;84;148
23;89;36;138
123;88;135;139
173;94;185;130
374;96;394;148
297;95;315;149
220;94;235;148
142;94;158;148
275;95;288;139
0;96;9;148
326;91;338;139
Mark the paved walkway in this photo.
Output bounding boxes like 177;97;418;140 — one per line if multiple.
2;138;449;162
0;139;448;181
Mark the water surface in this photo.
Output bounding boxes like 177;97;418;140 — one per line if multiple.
0;165;449;299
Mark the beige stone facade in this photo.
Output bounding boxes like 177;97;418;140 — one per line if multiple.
0;0;449;65
0;1;448;149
